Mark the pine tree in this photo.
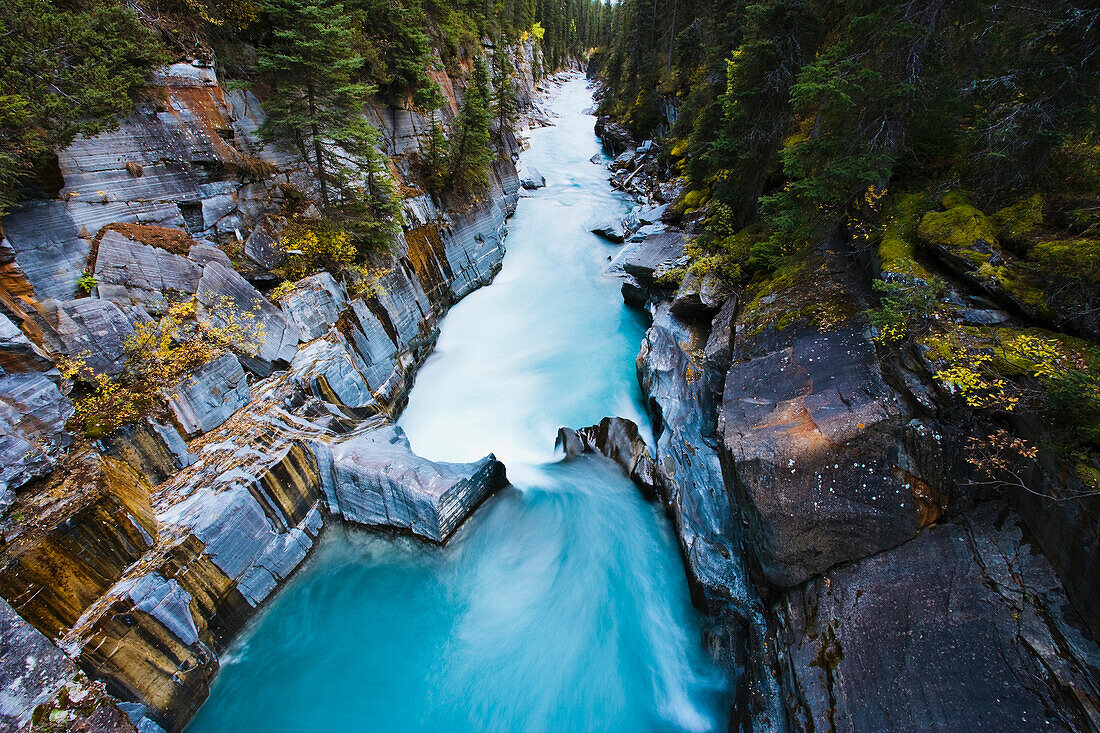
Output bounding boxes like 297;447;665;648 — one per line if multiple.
449;56;494;194
257;0;392;219
492;49;518;139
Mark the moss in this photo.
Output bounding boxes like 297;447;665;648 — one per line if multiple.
680;189;709;212
1029;237;1100;285
993;194;1044;244
878;192;933;281
1075;463;1100;490
740;255;860;337
941;190;971;209
918;203;1000;253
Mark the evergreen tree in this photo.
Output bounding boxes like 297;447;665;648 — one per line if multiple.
492;49;518;139
257;0;399;240
0;0;167;214
449;56;494;193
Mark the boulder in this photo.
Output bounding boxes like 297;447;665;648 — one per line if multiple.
196;262;300;375
779;503;1100;731
556;417;659;499
243;224;286;271
591;219;626;243
671;270;732;320
94;230;203;315
29;297;135;376
719;325;921;587
332;425;508;543
287;337;377;413
166;353;251;437
608;230;687;287
520;167;546;190
279;273;348;342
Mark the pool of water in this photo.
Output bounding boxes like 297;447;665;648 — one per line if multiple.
187;76;728;733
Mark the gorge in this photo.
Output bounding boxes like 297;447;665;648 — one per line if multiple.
2;0;1100;731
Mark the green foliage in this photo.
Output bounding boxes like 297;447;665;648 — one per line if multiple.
76;271;98;294
280;222;359;279
59;299;264;438
866;278;944;344
493;49;518;137
257;0;401;247
0;0;168;214
448;57;494;194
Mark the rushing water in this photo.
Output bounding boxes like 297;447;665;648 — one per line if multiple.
188;76;728;733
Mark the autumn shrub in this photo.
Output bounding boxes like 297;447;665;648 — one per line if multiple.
59;298;264;438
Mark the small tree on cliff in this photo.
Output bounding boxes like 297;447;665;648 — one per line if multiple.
448;56;494;194
257;0;398;238
492;48;518;140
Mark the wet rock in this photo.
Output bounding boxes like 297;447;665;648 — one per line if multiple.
671;271;732;321
332;425;507;543
28;298;135;376
609;230;686;288
0;373;74;510
594;116;634;157
556;417;659;498
166;353;251;437
0;596;79;731
638;304;788;733
0;312;52;374
94;231;203;316
779;503;1100;732
591;219;626;243
0;451;156;638
279;273;348;342
196;262;300;375
719;325;921;587
288;337;377;413
520;167;546;189
100;419;194;486
243;224;286;271
589;154;602;165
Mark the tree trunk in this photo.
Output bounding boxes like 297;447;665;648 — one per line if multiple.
307;79;329;212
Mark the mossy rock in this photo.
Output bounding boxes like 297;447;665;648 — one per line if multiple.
993;194;1044;244
1029;237;1100;286
680;188;709;213
740;255;860;338
918;203;1000;256
878;192;933;282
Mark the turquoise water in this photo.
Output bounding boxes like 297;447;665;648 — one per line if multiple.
187;76;728;733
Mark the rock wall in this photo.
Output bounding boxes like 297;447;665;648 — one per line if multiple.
581;144;1100;733
0;42;551;733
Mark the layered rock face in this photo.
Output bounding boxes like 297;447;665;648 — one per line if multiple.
587;139;1100;732
0;44;551;733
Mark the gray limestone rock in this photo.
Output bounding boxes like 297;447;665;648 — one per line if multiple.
243;224;286;270
0;313;52;374
779;503;1100;732
332;425;507;542
671;270;732;321
608;230;686;288
279;273;348;342
30;298;135;376
520;167;546;189
591;219;626;243
94;230;204;315
288;337;377;412
166;353;251;437
0;373;74;508
0;597;79;731
196;262;300;375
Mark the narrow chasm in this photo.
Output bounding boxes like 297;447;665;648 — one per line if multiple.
186;78;731;733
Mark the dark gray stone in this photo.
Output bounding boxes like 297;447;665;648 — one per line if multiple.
779;503;1100;732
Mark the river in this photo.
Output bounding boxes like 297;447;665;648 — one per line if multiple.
187;75;728;733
